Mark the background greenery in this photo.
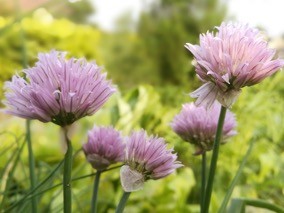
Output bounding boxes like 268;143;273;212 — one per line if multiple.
0;0;283;212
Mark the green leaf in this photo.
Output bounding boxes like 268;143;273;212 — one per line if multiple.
243;198;284;213
218;138;255;213
228;199;245;213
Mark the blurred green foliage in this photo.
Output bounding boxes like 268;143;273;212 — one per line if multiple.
0;10;102;100
102;0;226;89
0;0;284;212
0;0;94;24
137;0;226;85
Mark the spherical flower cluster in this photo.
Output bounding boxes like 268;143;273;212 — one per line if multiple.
185;22;284;108
120;130;182;192
4;50;116;126
171;102;236;155
83;126;125;171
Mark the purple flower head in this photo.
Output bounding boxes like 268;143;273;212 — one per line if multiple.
185;22;284;108
3;50;116;126
120;130;182;192
83;126;125;171
171;102;236;155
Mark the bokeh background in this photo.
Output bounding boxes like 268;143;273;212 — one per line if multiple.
0;0;284;212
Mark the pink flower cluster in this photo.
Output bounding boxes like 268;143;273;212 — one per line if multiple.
171;102;236;155
83;126;125;171
83;127;182;192
121;130;182;192
4;50;115;126
186;22;284;108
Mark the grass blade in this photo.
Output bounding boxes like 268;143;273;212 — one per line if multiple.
0;137;26;209
4;160;64;212
218;138;255;213
228;199;245;213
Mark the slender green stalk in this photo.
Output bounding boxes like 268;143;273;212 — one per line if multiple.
19;15;38;212
63;127;73;213
243;198;284;213
200;152;206;213
91;171;101;213
26;120;38;213
115;192;131;213
72;165;121;182
218;139;255;213
203;106;227;213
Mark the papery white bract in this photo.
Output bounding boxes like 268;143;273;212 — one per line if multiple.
120;165;144;192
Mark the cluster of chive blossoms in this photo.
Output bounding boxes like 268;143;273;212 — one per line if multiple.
83;126;125;171
3;50;181;192
185;22;284;108
83;128;182;191
171;102;237;155
4;50;116;126
120;130;183;192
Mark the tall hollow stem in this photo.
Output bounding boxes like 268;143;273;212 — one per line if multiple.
20;22;37;212
91;171;101;213
115;192;131;213
26;120;37;213
200;152;206;213
63;126;73;213
203;106;227;213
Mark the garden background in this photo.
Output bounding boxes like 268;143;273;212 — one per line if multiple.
0;0;283;212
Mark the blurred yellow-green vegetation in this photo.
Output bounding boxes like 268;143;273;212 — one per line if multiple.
0;0;284;212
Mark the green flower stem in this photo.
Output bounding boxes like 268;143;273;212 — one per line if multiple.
19;9;37;212
115;192;131;213
203;106;227;213
91;170;102;213
200;152;206;213
26;120;37;213
243;198;284;213
218;139;255;213
72;165;121;182
63;127;73;213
